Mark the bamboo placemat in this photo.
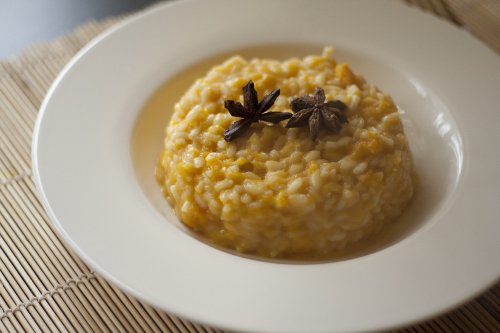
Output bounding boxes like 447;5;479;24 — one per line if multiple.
0;1;498;332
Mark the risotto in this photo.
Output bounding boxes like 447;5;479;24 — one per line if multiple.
156;47;416;259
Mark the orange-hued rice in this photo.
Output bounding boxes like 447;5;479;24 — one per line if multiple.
156;48;416;259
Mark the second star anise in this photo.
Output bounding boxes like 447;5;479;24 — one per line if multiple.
285;87;348;140
223;80;292;142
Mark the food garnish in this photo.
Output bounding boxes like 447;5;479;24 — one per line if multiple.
286;87;348;140
223;80;292;142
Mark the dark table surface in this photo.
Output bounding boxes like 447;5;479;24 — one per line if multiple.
0;0;163;58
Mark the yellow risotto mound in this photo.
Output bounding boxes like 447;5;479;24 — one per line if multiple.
157;48;416;259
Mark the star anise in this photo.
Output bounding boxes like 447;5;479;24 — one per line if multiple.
223;81;292;142
285;87;347;140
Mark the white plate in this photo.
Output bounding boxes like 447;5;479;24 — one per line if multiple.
32;1;500;332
